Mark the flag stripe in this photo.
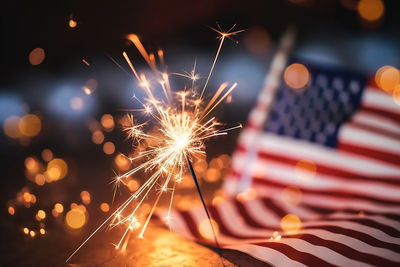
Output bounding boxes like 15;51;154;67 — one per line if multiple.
232;151;400;200
231;170;400;206
235;144;400;186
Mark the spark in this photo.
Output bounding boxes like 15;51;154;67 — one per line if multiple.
67;26;242;262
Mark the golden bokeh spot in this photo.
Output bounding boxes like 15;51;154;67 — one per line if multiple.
23;192;32;203
41;148;53;162
54;203;64;213
65;208;86;229
30;194;37;204
218;154;231;168
52;209;59;217
77;204;86;213
30;230;36;237
82;79;98;95
69;19;77;28
127;179;140;192
25;157;39;173
193;160;208;177
269;231;282;241
358;0;384;21
375;65;400;93
199;219;219;240
284;63;310;90
281;214;302;234
210;158;224;169
92;130;104;144
40;228;46;235
115;154;131;171
19;114;41;136
8;206;15;215
101;114;115;131
29;48;45;65
295;159;317;180
3;116;23;138
70;96;84;111
47;158;68;181
103;141;115;155
244;26;271;55
236;188;257;202
212;196;225;206
140;203;151;215
35;174;45;186
100;202;110;212
37;209;46;220
205;168;221;182
80;190;91;205
281;186;302;206
23;227;29;234
392;85;400;106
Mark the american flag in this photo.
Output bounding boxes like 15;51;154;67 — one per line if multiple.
157;37;400;265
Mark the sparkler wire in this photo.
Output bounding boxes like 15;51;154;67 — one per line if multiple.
186;156;224;267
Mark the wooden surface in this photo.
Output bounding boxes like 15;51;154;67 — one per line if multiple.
2;221;268;266
68;224;268;267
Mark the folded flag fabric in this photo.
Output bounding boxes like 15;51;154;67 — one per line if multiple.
157;62;400;266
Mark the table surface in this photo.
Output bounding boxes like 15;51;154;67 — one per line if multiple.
2;221;268;266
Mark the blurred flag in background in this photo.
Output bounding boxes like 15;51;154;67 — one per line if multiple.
159;29;400;266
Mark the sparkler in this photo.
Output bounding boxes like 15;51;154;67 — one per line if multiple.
67;25;243;262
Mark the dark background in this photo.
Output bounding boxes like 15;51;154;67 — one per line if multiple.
1;0;400;265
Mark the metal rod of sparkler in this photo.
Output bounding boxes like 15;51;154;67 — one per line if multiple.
186;156;224;265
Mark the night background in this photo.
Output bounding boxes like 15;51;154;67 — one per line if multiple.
1;0;400;266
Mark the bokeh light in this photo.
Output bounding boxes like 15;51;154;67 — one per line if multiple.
69;19;77;28
236;188;257;202
3;116;23;138
101;114;115;131
47;85;96;118
46;158;68;181
82;79;98;95
37;210;46;220
92;130;104;144
281;186;302;206
244;26;271;55
54;203;64;213
80;191;91;205
269;231;282;241
103;141;115;155
127;179;140;192
41;149;53;162
198;218;219;240
357;0;384;22
69;97;84;111
375;65;400;93
35;174;45;186
114;154;131;171
204;168;221;182
294;159;317;180
29;48;45;65
8;206;15;215
65;208;86;229
392;85;400;106
100;202;110;212
18;114;41;137
280;214;302;234
23;228;29;235
284;63;310;90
